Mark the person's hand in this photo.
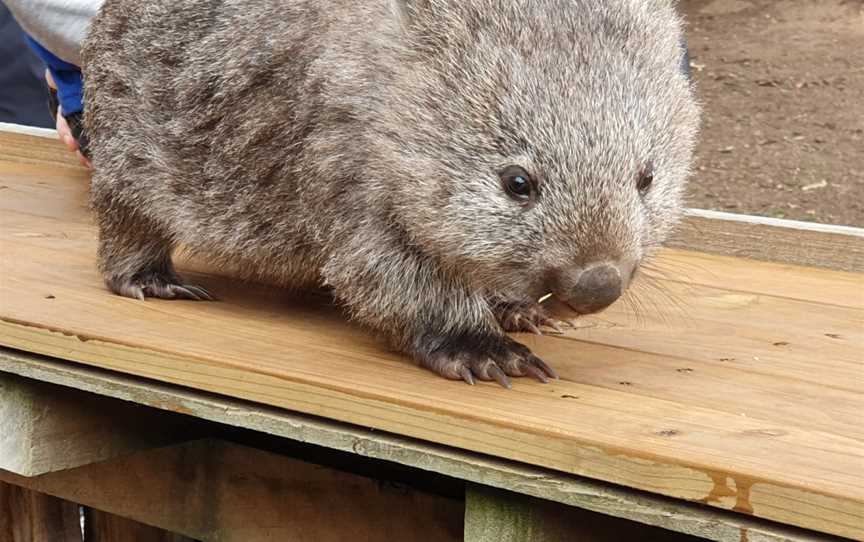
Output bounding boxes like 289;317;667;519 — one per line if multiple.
46;69;92;169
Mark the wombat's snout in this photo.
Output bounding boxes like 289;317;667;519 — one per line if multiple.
554;261;635;315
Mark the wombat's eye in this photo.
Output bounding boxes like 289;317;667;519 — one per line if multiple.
637;163;655;194
500;165;535;203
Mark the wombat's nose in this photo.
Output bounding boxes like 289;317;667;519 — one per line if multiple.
564;263;623;315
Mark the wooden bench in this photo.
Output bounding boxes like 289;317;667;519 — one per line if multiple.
1;123;862;541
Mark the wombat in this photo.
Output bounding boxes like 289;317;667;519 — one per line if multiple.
81;0;700;388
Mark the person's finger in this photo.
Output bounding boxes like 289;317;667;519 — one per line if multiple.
77;151;92;169
45;69;56;90
56;115;79;153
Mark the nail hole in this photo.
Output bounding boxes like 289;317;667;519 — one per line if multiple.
825;333;842;340
676;368;694;373
618;381;633;386
44;294;55;300
657;429;680;437
560;394;578;400
773;341;789;346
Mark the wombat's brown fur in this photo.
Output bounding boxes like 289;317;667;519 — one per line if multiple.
81;0;700;387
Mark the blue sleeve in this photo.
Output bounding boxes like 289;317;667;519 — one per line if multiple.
23;34;84;115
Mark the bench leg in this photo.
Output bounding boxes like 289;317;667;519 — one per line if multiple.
0;482;80;542
464;484;702;542
84;509;196;542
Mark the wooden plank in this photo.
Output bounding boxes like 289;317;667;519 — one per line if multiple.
670;209;864;273
0;440;464;542
0;373;198;476
84;509;195;542
2;135;863;538
637;248;862;309
0;124;84;170
0;482;81;542
0;350;834;542
464;484;701;542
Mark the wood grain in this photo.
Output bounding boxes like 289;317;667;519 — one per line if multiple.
0;124;85;171
670;209;864;273
1;144;863;538
0;483;81;542
84;510;194;542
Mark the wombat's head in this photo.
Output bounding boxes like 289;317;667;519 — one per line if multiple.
378;0;700;313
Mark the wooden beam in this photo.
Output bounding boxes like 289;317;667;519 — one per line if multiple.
464;484;702;542
0;373;198;476
670;209;864;272
0;482;81;542
0;351;838;542
0;439;464;542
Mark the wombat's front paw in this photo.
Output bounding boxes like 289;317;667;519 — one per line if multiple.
414;331;559;389
493;301;567;335
106;270;214;301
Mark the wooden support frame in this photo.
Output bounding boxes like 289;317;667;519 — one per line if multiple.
1;438;464;542
0;349;841;542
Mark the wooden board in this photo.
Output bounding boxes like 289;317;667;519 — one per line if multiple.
1;136;863;538
670;209;864;273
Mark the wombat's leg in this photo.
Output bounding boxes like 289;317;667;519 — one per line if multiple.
492;300;567;335
96;213;213;301
324;243;558;388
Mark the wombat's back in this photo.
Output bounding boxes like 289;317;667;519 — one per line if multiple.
82;0;402;280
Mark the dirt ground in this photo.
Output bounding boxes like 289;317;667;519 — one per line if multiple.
679;0;864;227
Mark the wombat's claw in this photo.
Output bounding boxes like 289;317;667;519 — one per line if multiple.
107;273;215;301
542;318;565;334
494;302;567;335
419;334;558;389
526;355;559;381
458;366;476;386
486;364;512;389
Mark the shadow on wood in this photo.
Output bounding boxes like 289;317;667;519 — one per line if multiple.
1;440;463;542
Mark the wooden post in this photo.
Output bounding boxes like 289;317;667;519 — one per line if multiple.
0;373;197;476
0;482;81;542
84;509;195;542
464;484;702;542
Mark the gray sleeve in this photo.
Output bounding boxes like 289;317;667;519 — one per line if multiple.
2;0;104;66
